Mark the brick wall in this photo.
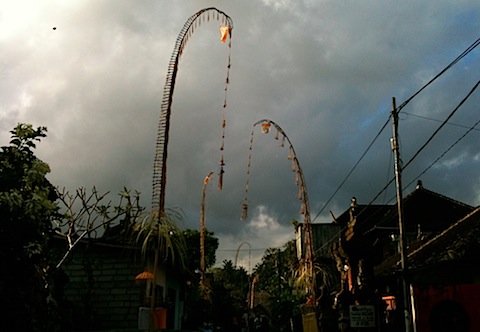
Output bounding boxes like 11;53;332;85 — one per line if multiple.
58;239;146;330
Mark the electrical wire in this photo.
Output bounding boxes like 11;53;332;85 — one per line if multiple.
403;112;480;132
402;79;480;171
309;37;480;255
311;115;392;222
313;79;480;256
404;108;480;190
396;37;480;113
311;36;480;225
357;79;480;225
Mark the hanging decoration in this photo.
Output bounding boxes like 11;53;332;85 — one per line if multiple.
152;7;233;215
241;128;256;221
220;26;230;43
218;25;232;190
261;122;271;134
241;118;316;304
242;119;310;222
149;8;233;332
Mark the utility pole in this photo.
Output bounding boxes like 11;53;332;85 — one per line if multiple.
391;97;413;331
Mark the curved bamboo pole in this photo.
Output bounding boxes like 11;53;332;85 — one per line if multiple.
200;172;214;286
235;241;252;273
149;9;233;330
152;7;233;216
242;119;316;302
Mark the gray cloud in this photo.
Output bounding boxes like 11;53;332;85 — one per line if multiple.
1;0;480;268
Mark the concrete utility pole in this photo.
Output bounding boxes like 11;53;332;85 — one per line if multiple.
391;97;413;332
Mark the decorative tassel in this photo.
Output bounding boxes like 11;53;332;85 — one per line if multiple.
295;171;300;186
241;201;248;221
298;186;303;200
281;136;286;147
220;26;230;43
261;122;271;134
287;147;293;160
299;201;306;215
218;167;224;190
275;129;279;140
291;159;296;172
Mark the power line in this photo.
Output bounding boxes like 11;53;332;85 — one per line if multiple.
310;37;480;255
396;37;480;113
402;79;480;171
358;79;480;224
314;79;480;256
404;107;480;190
311;36;480;224
217;248;270;252
311;115;391;222
403;112;480;132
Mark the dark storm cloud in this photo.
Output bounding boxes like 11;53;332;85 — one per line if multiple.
1;0;480;267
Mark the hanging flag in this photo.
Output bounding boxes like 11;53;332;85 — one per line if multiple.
220;26;230;43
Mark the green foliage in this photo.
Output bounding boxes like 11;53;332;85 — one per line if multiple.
210;260;250;327
133;209;188;270
0;124;61;331
253;240;305;329
183;257;250;330
0;123;57;261
183;228;219;274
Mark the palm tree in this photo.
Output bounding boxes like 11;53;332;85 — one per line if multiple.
133;209;187;330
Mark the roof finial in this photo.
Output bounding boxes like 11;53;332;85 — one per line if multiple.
416;180;423;189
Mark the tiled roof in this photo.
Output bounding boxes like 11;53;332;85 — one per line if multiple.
408;207;480;268
336;182;474;237
375;207;480;276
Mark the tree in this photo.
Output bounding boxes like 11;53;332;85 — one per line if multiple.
253;240;305;331
133;209;188;270
54;186;144;269
183;228;218;275
0;124;60;331
182;229;220;329
209;260;250;331
0;124;148;331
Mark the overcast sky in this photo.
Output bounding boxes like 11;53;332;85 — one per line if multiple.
2;1;480;271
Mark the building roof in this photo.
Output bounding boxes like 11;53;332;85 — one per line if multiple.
375;207;480;278
335;181;474;237
408;206;480;269
380;181;474;232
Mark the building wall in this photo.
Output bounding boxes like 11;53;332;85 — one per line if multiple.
59;241;145;330
413;284;480;331
296;223;341;258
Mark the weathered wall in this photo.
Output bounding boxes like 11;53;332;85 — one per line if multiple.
58;240;145;330
413;284;480;331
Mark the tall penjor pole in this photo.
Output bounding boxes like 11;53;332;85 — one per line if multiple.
148;8;233;331
152;7;233;217
242;119;316;311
